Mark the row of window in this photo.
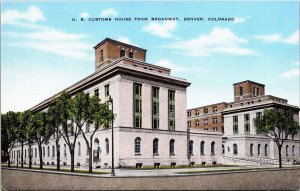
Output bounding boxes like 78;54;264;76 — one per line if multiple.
134;137;175;155
188;117;223;127
232;112;262;134
189;141;216;156
187;106;218;117
134;84;176;130
99;48;134;63
239;86;260;96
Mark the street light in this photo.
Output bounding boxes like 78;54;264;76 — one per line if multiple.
108;95;115;176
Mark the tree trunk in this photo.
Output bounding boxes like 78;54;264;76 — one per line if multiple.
38;144;43;169
278;145;282;168
56;140;60;171
21;142;24;168
89;146;92;173
7;152;11;167
29;145;32;169
70;148;75;172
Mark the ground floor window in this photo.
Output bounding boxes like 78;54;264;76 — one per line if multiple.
233;144;238;155
135;137;141;154
250;143;253;156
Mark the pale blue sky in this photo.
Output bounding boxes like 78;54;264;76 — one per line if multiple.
1;1;299;113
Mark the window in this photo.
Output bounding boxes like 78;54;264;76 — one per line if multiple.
100;49;104;62
233;116;238;134
233;144;238;155
25;149;26;158
222;144;225;154
211;142;215;156
86;123;90;133
169;139;175;155
213;127;218;131
212;106;217;113
52;145;55;158
200;141;205;155
78;142;81;156
286;145;289;156
152;87;159;130
105;138;109;154
189;140;194;155
94;89;99;97
153;138;159;154
120;49;125;57
187;121;191;127
187;111;191;117
204;119;208;125
43;147;45;157
240;87;243;96
105;84;110;97
196;110;200;116
64;144;67;157
221;117;224;122
244;114;250;134
129;51;133;59
256;88;259;96
168;90;175;131
258;144;261;156
292;145;295;156
47;146;50;157
213;118;217;124
204;108;208;114
134;84;142;128
134;137;141;154
250;143;253;156
253;87;256;96
35;148;37;158
265;144;268;156
195;120;199;126
204;128;208;131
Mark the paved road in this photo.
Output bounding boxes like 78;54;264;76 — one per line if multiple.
2;168;300;190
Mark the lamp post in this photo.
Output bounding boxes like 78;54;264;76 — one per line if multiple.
108;96;115;176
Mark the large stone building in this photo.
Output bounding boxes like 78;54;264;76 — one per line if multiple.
10;38;222;168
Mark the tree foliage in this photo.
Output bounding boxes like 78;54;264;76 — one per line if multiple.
254;108;299;168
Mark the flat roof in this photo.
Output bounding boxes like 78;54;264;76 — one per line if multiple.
233;80;265;86
93;37;147;52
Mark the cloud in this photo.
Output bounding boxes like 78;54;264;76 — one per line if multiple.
1;6;45;24
255;30;299;45
165;27;256;57
116;37;132;45
100;8;118;17
142;21;177;38
80;12;89;18
280;69;299;78
3;6;93;61
233;17;246;24
154;59;207;73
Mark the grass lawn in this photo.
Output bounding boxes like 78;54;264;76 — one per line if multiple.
1;163;109;174
124;164;241;170
176;167;286;174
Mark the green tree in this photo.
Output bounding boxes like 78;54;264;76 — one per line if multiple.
254;108;299;168
17;111;31;168
30;111;53;169
24;111;35;169
47;91;70;171
79;95;113;173
1;112;19;167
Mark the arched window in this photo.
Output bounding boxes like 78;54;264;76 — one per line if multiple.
250;143;253;156
169;139;175;155
200;141;205;155
292;145;295;156
43;147;45;157
135;137;141;154
189;140;193;155
233;144;238;155
211;142;215;156
129;52;133;59
47;146;50;157
94;138;100;151
64;144;67;157
25;149;27;158
153;138;159;154
120;49;125;57
105;138;109;154
35;148;37;158
264;144;268;156
14;151;15;159
286;145;289;156
52;145;55;158
222;144;225;154
257;144;261;156
78;142;81;156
